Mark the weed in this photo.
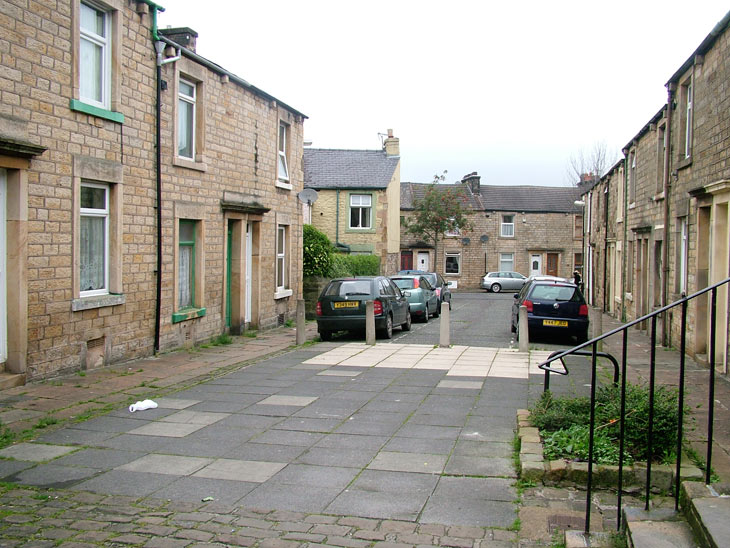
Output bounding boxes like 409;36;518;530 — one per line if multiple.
199;344;211;349
212;334;233;346
34;416;58;429
285;319;295;328
684;444;719;482
507;517;521;531
32;493;52;501
76;371;86;377
244;330;258;338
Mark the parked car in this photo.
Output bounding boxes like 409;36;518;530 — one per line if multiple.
391;274;439;322
480;271;527;293
316;276;411;340
510;279;589;343
397;270;451;305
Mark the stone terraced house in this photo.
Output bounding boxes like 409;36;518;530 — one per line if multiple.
581;9;730;371
400;173;583;289
303;131;401;275
0;1;305;383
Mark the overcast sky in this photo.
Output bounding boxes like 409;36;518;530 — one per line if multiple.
159;1;729;187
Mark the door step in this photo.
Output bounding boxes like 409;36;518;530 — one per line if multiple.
0;372;25;390
624;510;698;548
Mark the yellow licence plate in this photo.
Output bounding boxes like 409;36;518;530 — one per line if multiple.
543;319;568;327
334;301;359;309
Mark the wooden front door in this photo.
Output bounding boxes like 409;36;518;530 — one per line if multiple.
400;251;413;271
546;253;559;277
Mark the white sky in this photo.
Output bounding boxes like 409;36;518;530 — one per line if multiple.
159;1;729;187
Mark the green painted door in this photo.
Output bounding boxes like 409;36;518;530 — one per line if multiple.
225;220;232;329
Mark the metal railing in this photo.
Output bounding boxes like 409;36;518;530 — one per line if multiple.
536;276;730;536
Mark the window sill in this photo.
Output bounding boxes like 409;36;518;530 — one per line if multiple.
653;192;665;202
172;307;207;323
173;156;207;172
274;289;293;300
625;292;633;302
72;293;126;311
275;180;292;190
69;100;124;124
676;156;692;171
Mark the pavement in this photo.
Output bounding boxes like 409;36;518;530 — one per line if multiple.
0;294;727;547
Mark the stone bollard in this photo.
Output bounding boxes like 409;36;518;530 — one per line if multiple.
590;306;603;351
295;299;306;345
365;300;376;345
439;301;450;348
518;305;529;352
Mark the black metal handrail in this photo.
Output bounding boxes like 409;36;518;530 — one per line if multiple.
542;349;619;392
536;275;730;536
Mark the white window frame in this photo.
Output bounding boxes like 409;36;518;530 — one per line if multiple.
444;252;461;275
629;150;637;204
79;182;110;297
177;77;196;160
501;215;515;237
684;77;693;159
499;252;514;272
79;1;111;109
349;194;372;229
679;217;688;295
278;122;289;182
276;225;287;292
445;217;460;237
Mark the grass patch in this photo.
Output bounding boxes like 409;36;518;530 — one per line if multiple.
211;334;233;346
34;416;58;429
284;319;295;328
244;330;258;338
530;382;684;465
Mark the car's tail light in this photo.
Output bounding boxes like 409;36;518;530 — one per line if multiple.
413;278;419;288
523;299;534;312
373;299;383;315
434;288;441;298
579;304;588;317
316;301;322;316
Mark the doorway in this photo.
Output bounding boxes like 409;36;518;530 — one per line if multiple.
530;254;542;277
245;222;252;323
0;169;6;364
546;253;559;277
417;251;429;271
401;250;413;271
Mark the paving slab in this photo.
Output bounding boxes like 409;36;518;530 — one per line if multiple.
192;458;287;482
367;451;447;474
0;442;78;462
117;454;213;475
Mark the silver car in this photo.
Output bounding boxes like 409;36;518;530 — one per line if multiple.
480;271;527;293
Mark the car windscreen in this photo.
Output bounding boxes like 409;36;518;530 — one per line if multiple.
392;278;415;290
324;280;372;297
529;284;580;302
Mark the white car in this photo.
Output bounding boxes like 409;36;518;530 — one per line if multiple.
480;271;527;293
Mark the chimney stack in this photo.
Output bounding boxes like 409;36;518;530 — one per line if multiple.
384;129;399;157
159;27;198;52
461;171;481;194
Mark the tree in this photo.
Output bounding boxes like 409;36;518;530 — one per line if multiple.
404;171;474;273
303;224;333;277
566;140;618;186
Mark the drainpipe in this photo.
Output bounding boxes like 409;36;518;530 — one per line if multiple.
661;86;675;346
620;149;629;323
336;189;340;246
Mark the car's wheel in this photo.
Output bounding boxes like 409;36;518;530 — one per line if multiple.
432;303;440;318
422;308;429;323
402;309;412;331
491;283;502;293
319;330;332;341
379;314;393;339
510;322;517;333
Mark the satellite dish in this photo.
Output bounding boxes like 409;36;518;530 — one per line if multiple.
480;234;488;243
462;237;470;245
297;188;319;205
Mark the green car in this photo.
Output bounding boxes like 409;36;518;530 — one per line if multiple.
391;275;439;322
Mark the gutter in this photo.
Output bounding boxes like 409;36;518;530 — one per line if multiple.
661;86;674;346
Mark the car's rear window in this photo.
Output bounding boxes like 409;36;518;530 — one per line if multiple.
324;280;372;297
529;284;580;302
423;273;437;286
392;278;415;290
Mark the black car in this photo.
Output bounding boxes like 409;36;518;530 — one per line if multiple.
397;270;451;306
316;276;411;340
511;279;589;343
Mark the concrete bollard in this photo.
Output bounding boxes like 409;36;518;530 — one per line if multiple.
518;305;529;352
590;306;603;351
365;300;376;345
295;299;306;345
439;301;450;348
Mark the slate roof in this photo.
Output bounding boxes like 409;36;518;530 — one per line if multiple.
401;182;582;214
303;148;399;190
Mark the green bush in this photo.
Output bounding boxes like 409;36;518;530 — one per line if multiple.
530;382;682;464
303;224;334;277
543;424;631;465
328;253;381;277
